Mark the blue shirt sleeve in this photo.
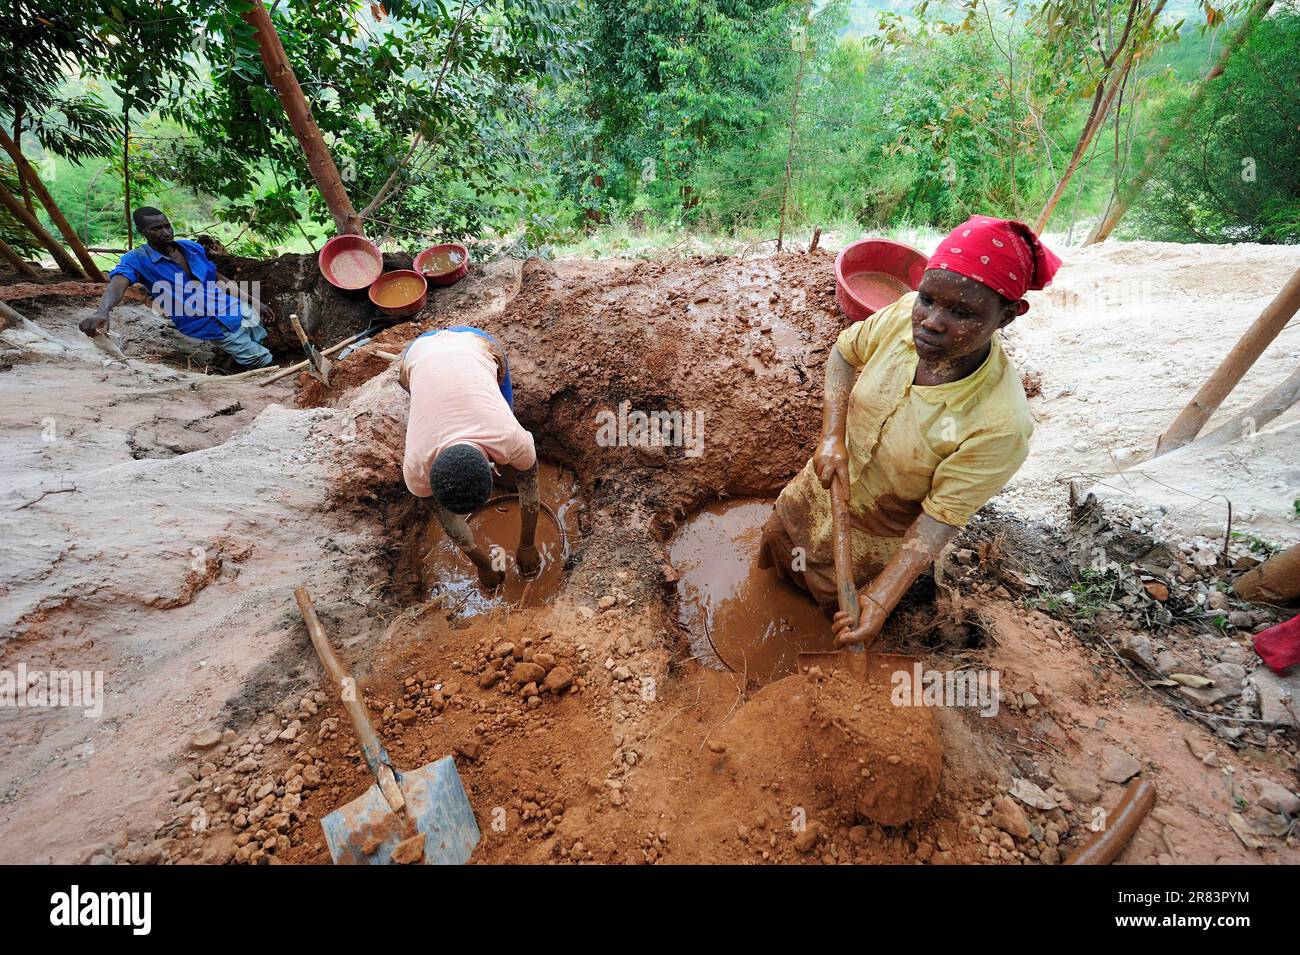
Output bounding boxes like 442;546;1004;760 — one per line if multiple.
108;250;143;285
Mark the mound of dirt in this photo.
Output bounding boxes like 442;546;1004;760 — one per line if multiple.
804;659;942;826
715;659;943;829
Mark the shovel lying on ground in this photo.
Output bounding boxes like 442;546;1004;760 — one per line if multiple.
289;313;332;386
797;473;917;680
293;586;480;864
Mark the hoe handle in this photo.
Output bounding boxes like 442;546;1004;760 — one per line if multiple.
294;587;405;813
830;473;858;630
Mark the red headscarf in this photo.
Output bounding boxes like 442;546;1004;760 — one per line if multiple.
924;215;1062;315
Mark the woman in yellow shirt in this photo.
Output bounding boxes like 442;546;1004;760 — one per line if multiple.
760;215;1061;649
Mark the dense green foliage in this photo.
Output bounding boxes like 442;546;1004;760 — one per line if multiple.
1130;6;1300;242
3;0;1296;262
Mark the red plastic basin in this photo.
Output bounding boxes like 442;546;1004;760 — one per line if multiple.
414;242;469;287
318;235;384;290
369;270;428;317
834;238;928;322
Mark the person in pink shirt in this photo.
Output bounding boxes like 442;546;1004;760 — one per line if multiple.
399;326;541;588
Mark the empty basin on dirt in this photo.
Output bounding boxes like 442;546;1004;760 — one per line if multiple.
670;499;838;683
420;463;581;618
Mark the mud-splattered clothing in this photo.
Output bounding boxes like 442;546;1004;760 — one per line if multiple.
763;292;1032;611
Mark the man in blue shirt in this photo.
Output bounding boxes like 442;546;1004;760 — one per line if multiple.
81;206;276;368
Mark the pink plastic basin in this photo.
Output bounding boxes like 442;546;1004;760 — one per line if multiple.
368;269;428;317
413;243;469;287
318;235;384;290
834;239;928;322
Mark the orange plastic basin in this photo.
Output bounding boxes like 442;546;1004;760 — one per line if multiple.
368;269;428;317
834;239;928;322
413;243;469;287
318;235;384;290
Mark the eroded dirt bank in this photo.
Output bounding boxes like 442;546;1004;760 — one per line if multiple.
1;244;1297;865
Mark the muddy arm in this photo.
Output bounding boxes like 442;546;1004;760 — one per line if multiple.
833;512;959;648
515;462;540;549
430;500;503;588
514;461;541;576
813;349;856;488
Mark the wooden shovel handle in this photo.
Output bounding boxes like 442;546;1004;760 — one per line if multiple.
289;313;311;350
293;587;404;812
830;473;858;628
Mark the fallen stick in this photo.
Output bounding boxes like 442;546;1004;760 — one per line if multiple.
0;299;26;327
1065;778;1156;865
13;483;78;510
258;330;372;386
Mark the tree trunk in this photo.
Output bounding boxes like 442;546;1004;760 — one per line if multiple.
0;127;106;280
1156;265;1300;454
124;108;134;250
242;0;362;236
0;236;40;277
1086;0;1276;244
778;3;813;252
0;178;85;277
1034;0;1167;233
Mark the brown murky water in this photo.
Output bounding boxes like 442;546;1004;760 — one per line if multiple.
844;270;911;307
421;248;464;276
373;275;426;307
421;463;581;618
670;499;837;683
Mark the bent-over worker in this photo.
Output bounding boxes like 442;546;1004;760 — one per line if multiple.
400;325;541;588
760;215;1061;649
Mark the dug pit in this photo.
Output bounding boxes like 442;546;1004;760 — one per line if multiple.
419;462;583;618
670;498;838;682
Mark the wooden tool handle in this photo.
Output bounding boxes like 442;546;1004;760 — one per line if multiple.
289;313;311;350
258;330;371;386
293;586;405;812
830;473;858;628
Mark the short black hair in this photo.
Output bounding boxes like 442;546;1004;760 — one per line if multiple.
132;206;165;231
430;443;493;514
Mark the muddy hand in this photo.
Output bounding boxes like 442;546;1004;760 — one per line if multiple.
476;564;504;589
80;313;109;337
831;594;887;648
516;544;541;579
813;434;848;490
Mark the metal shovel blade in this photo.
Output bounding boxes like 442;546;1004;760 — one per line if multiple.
321;756;480;865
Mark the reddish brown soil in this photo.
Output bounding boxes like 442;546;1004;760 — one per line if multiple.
16;250;1292;867
0;280;147;304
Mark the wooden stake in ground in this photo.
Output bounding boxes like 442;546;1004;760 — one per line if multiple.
0;127;105;280
0;178;85;277
1156;266;1300;455
242;0;362;236
1086;0;1276;245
